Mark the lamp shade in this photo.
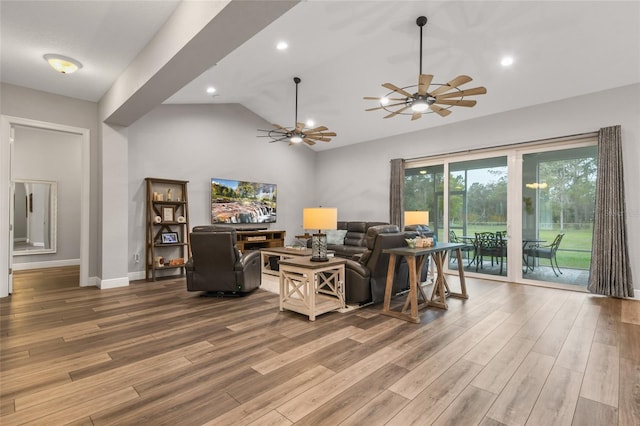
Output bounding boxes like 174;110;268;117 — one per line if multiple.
303;208;337;231
404;210;429;226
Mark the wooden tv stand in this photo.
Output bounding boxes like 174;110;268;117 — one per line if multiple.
236;229;285;251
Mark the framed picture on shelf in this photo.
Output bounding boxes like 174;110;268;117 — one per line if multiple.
161;232;179;244
162;206;174;222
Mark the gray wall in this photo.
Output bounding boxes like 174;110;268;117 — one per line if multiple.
126;103;317;276
12;126;82;263
315;84;640;285
3;81;638;288
1;83;99;276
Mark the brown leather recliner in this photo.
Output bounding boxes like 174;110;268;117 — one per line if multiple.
185;226;261;295
344;224;412;305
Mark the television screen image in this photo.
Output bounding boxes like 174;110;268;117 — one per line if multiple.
211;178;277;224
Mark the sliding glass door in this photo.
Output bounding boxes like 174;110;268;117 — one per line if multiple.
521;145;597;287
405;136;597;289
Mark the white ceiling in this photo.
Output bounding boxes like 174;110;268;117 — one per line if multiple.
2;1;639;151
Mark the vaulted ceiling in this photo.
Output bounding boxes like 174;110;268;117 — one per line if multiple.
2;1;639;151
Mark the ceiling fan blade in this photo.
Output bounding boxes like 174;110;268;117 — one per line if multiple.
430;75;473;96
434;99;477;107
365;101;407;112
418;74;433;96
307;132;337;138
429;104;452;117
436;86;487;99
272;123;289;131
303;138;316;146
382;83;413;98
306;125;328;133
384;105;411;118
411;111;422;121
270;136;288;143
295;122;304;132
363;96;406;101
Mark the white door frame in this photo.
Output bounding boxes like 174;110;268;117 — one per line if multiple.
1;115;90;296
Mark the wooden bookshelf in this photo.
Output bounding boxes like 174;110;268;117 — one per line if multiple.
145;178;190;281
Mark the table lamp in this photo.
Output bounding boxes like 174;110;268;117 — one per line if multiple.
303;207;337;262
404;210;429;227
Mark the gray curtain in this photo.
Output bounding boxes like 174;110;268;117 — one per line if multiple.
588;125;634;297
390;158;405;228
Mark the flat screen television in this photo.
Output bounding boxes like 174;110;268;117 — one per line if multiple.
211;178;277;224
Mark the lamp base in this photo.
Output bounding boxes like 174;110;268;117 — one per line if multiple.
310;256;330;262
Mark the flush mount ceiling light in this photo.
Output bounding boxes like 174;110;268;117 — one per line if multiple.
258;77;336;146
364;16;487;120
43;54;82;74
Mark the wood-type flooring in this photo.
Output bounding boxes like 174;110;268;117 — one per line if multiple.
1;266;639;425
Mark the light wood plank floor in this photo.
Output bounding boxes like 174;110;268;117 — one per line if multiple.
1;266;639;425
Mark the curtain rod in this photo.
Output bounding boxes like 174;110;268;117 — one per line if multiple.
402;130;599;163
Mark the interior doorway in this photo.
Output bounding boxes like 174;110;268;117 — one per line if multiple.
1;115;90;296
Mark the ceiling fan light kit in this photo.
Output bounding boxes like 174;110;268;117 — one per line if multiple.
364;16;486;120
258;77;336;146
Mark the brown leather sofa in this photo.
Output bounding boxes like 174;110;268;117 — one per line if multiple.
309;221;388;259
185;226;261;295
343;224;413;305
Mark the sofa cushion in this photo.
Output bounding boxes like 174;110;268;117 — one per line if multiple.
326;229;348;245
344;221;367;247
365;224;401;249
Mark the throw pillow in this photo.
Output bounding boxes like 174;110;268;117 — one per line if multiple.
325;229;347;245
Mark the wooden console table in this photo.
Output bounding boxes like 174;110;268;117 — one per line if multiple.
381;242;468;323
235;229;285;251
278;257;346;321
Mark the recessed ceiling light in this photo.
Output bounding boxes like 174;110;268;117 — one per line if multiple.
306;119;315;127
276;41;288;50
43;54;82;74
206;86;216;94
501;56;514;67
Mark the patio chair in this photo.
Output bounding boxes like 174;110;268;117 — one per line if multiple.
449;230;475;266
524;233;565;276
475;231;507;274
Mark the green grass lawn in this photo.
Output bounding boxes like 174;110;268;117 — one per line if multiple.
444;223;592;270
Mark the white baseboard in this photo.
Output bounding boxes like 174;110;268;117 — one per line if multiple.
82;276;100;287
128;270;146;281
12;258;80;271
98;276;129;289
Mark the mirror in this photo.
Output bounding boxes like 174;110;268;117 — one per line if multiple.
13;180;57;255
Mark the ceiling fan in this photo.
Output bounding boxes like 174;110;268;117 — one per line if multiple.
258;77;336;146
364;16;487;120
